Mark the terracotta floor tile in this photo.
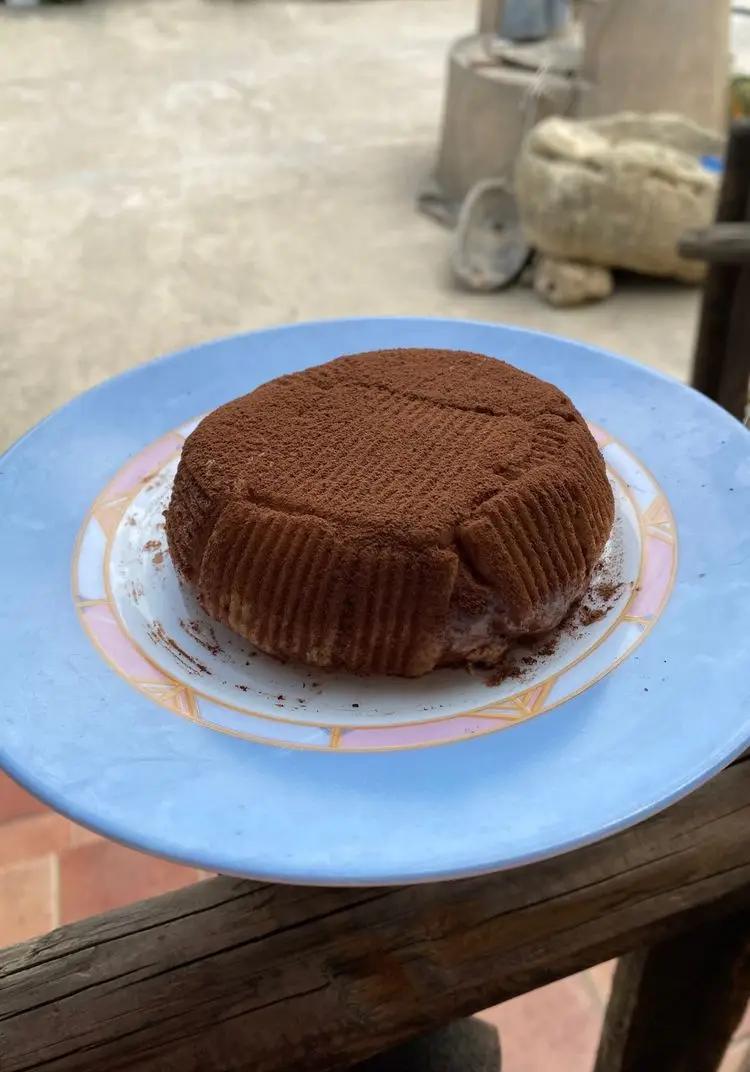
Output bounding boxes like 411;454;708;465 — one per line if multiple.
721;1038;750;1072
587;959;617;1006
59;840;202;924
735;1000;750;1041
0;773;48;824
0;812;72;869
479;974;603;1072
0;857;56;946
67;822;105;849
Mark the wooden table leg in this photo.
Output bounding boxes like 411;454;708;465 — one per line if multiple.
594;912;750;1072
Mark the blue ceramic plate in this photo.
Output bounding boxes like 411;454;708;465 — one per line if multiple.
1;318;749;884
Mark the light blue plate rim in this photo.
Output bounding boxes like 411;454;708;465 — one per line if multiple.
1;316;749;885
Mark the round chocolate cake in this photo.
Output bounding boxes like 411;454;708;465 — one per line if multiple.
166;348;615;676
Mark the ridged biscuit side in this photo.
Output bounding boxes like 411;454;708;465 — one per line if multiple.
164;459;219;584
457;464;614;636
165;348;616;676
197;501;458;676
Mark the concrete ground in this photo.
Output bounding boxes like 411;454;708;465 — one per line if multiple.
0;0;701;454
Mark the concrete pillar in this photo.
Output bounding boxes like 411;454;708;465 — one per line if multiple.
580;0;730;133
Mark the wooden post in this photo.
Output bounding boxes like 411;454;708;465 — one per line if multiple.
0;760;748;1072
691;121;750;413
719;265;750;418
594;914;750;1072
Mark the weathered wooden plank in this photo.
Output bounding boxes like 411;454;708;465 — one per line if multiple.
719;263;750;419
680;224;750;264
1;760;749;1072
692;120;750;404
594;912;750;1072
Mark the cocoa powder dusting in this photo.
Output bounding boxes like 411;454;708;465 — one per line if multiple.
147;621;208;675
489;573;626;685
179;617;222;657
165;348;614;677
593;580;622;603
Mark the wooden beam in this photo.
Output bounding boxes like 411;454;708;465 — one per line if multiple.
692;120;750;404
719;263;750;420
680;224;750;264
1;760;749;1072
594;912;750;1072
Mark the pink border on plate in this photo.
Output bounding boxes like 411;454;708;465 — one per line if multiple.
104;434;183;498
82;604;170;685
341;714;511;749
629;535;674;619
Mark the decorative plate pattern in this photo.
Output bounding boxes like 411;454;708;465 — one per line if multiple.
72;419;677;752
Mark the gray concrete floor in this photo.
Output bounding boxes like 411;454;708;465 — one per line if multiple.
1;0;700;452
